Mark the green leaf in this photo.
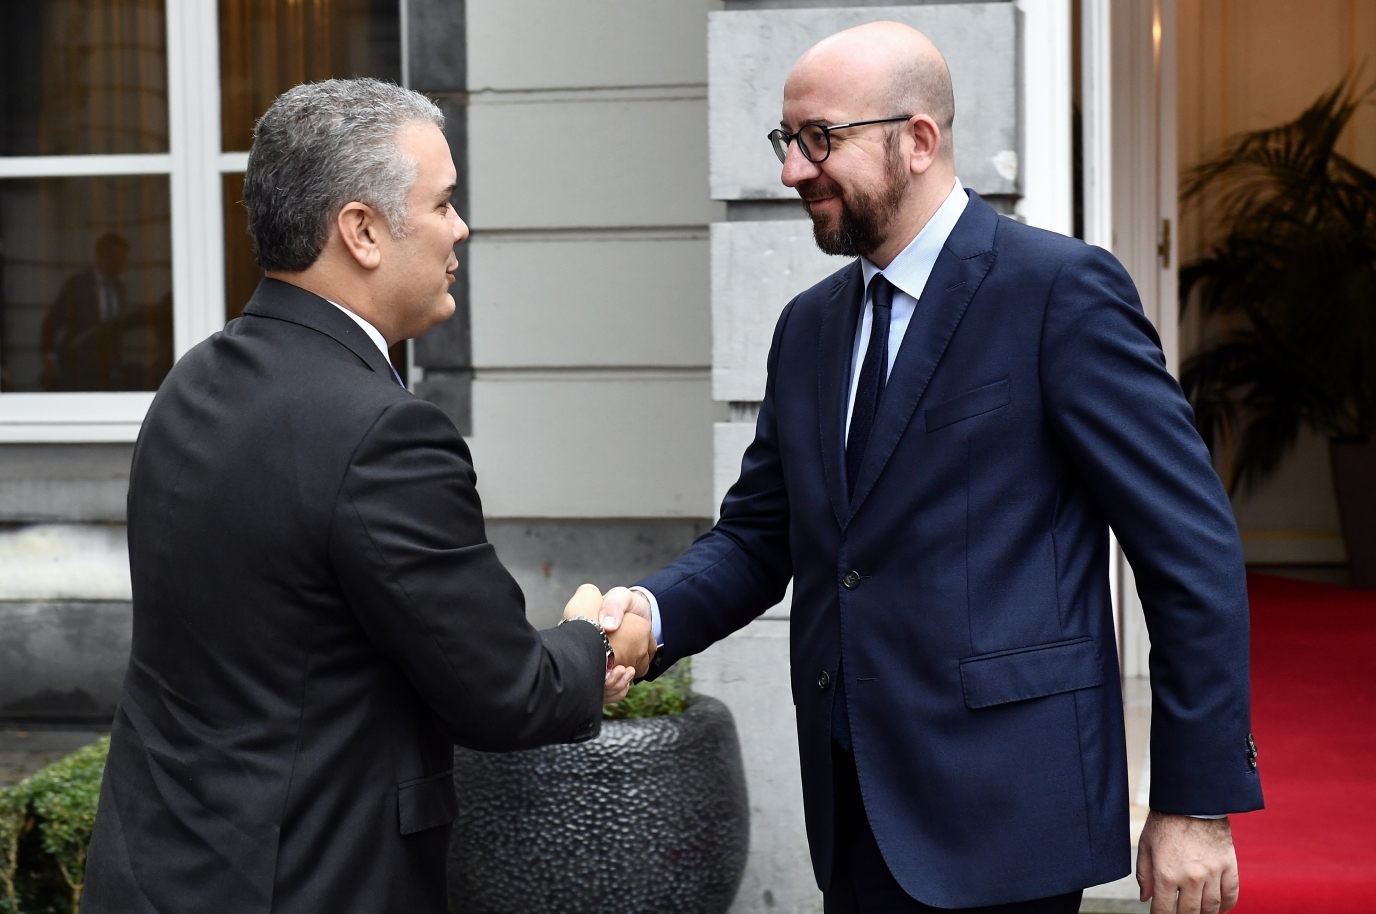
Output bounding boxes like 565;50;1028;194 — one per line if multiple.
603;659;691;719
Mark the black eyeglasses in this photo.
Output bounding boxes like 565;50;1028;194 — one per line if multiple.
767;115;913;164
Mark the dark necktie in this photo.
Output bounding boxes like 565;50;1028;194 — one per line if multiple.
845;274;895;499
833;274;895;751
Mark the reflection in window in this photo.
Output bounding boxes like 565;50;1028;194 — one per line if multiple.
219;0;401;152
0;176;173;392
0;0;168;156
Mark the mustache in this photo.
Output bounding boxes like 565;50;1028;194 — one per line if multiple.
796;176;844;203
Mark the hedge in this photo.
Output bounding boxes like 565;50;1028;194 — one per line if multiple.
0;736;108;914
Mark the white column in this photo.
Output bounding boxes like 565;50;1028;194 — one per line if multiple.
1016;0;1074;236
165;0;227;356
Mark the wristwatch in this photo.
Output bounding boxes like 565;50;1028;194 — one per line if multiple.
560;616;616;673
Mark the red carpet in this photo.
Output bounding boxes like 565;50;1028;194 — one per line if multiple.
1231;573;1376;911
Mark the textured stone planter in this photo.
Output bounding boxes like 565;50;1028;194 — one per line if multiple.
448;694;749;914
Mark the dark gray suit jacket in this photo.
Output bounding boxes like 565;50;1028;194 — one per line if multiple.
83;279;606;914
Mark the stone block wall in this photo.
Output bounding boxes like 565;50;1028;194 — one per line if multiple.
446;0;726;521
0;446;133;722
699;4;1021;911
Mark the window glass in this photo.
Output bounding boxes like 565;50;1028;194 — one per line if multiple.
222;172;259;322
219;0;402;152
0;176;173;392
0;0;169;156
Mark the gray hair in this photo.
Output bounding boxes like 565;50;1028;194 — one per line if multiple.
243;78;444;272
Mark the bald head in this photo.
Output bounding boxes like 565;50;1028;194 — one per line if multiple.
788;21;955;159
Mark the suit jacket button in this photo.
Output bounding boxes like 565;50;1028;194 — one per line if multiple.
818;671;832;691
841;570;862;590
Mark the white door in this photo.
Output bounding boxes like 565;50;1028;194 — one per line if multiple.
1081;0;1179;676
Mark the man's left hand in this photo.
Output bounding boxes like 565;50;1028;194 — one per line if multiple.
1136;811;1239;914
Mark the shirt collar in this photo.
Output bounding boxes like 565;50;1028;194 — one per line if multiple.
328;301;393;366
860;177;969;301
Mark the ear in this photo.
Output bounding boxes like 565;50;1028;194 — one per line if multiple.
336;201;384;271
904;114;943;176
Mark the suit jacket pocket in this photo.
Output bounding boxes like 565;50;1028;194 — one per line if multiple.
924;378;1010;432
397;770;458;835
959;637;1102;709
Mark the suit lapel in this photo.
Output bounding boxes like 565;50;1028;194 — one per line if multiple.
846;193;1000;519
241;278;395;380
817;262;864;528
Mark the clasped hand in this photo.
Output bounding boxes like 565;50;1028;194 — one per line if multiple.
561;584;656;704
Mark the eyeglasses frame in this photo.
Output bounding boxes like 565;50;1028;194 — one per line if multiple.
767;115;915;165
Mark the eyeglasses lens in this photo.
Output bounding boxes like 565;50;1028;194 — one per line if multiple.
799;125;828;162
769;130;790;164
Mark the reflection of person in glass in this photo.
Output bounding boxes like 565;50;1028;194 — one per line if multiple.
41;232;129;391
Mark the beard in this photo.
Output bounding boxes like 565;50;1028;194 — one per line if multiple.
797;146;907;258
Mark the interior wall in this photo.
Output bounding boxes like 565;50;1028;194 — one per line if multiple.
1175;0;1376;568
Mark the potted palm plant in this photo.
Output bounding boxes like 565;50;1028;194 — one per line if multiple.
1180;75;1376;587
446;661;749;914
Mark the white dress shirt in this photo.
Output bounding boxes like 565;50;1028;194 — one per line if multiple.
330;302;394;365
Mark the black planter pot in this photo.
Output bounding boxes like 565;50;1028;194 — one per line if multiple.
1331;435;1376;589
447;694;749;914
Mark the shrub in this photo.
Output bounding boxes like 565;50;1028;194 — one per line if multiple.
603;659;691;720
0;736;108;914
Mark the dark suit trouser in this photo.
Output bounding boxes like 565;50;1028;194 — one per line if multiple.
824;741;1084;914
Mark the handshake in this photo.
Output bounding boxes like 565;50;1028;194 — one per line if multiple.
561;584;658;705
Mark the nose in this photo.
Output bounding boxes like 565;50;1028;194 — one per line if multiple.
452;211;469;245
780;139;821;188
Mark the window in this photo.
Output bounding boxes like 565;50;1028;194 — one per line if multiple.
0;0;400;441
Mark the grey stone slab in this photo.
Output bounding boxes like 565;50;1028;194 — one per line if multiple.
485;518;710;630
408;0;466;93
708;4;1020;200
414;370;474;436
438;95;471;220
413;248;472;371
727;199;810;221
467;0;720;91
469;235;710;368
711;220;848;402
714;420;757;516
468;96;723;230
693;618;820;914
0;523;130;601
0;601;130;724
466;374;726;517
0;444;133;523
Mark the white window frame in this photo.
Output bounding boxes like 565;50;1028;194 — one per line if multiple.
0;0;239;441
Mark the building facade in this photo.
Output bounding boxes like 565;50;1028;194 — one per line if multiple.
1;1;1360;911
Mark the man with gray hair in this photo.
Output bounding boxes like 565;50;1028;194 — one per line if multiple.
82;78;655;913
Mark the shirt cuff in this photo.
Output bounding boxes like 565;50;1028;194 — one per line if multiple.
1186;814;1228;820
629;586;663;648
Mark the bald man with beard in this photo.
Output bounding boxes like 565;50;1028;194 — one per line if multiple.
601;22;1262;914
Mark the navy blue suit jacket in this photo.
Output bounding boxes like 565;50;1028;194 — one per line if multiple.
640;192;1263;907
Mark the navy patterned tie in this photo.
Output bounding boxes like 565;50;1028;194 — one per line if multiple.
845;274;895;499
